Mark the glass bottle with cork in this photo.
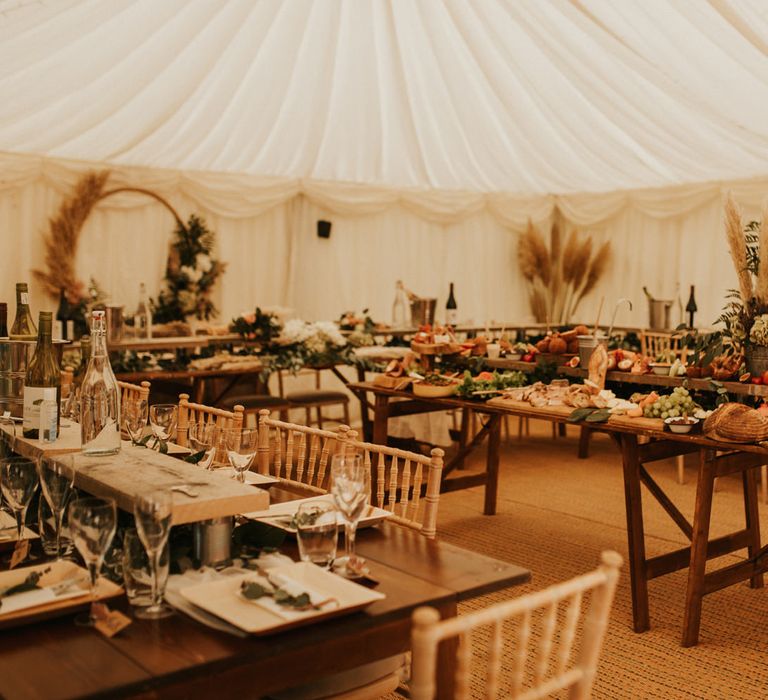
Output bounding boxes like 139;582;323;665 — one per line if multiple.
10;283;37;340
22;311;61;441
80;310;121;455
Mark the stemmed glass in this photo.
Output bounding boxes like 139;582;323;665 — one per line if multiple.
37;454;75;559
68;496;117;625
0;415;17;459
223;428;259;483
149;404;177;451
133;491;173;619
188;423;222;470
123;399;149;445
330;454;368;579
0;457;39;550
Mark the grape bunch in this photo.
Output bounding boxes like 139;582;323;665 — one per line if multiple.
643;387;698;419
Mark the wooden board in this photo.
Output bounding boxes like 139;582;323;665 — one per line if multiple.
2;419;82;459
70;444;269;525
484;397;665;432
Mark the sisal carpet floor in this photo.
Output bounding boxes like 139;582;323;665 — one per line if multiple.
403;420;768;699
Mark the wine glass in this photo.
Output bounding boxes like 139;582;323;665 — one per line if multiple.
133;491;173;619
37;454;75;559
149;404;177;450
68;496;116;625
0;457;38;547
330;454;368;579
223;427;259;482
188;422;222;470
123;399;149;445
0;416;16;459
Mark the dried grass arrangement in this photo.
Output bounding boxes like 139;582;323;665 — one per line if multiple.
32;170;188;310
517;220;611;324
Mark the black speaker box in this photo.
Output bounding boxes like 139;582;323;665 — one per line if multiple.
317;220;332;239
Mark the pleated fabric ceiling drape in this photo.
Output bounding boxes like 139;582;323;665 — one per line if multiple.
1;0;768;326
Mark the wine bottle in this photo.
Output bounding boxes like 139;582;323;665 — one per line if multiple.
80;311;121;455
9;283;37;340
686;285;698;329
135;283;152;339
392;280;409;327
55;288;70;341
445;282;458;326
0;303;7;337
22;311;61;440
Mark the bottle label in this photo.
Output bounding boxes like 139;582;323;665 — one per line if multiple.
23;386;56;433
20;293;28;305
40;399;58;443
446;309;458;326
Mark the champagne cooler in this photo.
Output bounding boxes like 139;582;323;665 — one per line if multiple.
0;339;67;418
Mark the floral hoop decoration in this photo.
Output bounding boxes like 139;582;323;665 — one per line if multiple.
33;170;225;328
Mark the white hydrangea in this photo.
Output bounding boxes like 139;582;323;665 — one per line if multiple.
312;320;347;348
281;319;314;344
749;315;768;346
196;253;213;272
180;265;203;284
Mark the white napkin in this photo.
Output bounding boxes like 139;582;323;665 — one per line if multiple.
246;571;338;622
0;586;86;615
165;567;249;638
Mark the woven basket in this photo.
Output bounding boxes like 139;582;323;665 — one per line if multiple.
704;403;768;442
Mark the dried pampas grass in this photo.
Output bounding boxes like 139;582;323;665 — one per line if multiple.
757;201;768;305
517;219;611;324
572;240;611;317
33;170;110;300
724;193;753;304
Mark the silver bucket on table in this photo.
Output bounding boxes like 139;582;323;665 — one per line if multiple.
410;298;437;327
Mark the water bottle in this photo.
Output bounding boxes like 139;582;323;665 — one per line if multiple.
81;310;121;455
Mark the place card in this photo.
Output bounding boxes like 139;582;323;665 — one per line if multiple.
92;602;132;638
9;540;29;569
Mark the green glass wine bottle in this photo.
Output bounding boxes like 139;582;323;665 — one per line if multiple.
22;311;61;440
10;283;37;340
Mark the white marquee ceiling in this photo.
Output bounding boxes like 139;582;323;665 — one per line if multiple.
1;0;768;195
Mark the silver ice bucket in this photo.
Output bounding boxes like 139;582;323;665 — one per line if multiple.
0;340;68;419
410;298;437;327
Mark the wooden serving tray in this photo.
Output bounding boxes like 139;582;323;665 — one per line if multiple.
410;341;462;356
486;397;664;431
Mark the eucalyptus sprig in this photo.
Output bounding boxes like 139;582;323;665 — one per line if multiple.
240;580;327;611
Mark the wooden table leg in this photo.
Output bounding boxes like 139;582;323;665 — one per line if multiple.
742;467;764;589
484;415;501;516
682;449;716;647
457;408;470;471
620;434;650;632
578;426;591;459
355;366;373;441
372;394;390;446
435;600;458;698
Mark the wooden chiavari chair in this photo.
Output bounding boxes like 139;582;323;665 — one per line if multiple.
343;432;444;539
410;551;622;700
117;380;151;407
176;393;244;448
257;409;350;493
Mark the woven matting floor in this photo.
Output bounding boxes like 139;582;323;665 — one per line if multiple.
404;421;768;699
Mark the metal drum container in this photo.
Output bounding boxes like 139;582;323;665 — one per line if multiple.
0;339;68;418
193;517;233;569
410;298;437;327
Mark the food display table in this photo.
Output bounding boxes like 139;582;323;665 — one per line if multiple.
0;498;530;700
349;381;768;646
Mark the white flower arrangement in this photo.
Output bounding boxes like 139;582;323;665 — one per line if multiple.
749;314;768;346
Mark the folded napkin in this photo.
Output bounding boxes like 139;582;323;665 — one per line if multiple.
166;567;249;637
0;585;86;615
245;570;339;622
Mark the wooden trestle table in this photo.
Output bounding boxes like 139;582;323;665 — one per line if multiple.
349;381;768;647
0;509;529;699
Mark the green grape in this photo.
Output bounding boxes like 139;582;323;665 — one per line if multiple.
669;408;679;417
661;411;669;419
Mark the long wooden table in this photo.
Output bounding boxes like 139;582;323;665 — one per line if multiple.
350;381;768;646
0;503;529;699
